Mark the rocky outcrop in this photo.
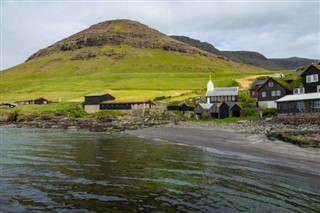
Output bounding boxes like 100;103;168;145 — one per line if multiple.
26;20;206;61
0;114;172;132
0;113;16;122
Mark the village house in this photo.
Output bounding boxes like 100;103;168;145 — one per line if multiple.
83;92;160;116
100;100;156;116
249;79;266;99
300;64;320;94
256;78;293;109
194;102;230;119
100;100;155;110
84;93;115;113
276;64;320;115
205;79;238;103
15;97;50;105
276;93;320;114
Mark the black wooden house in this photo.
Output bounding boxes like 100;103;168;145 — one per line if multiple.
226;102;241;117
257;78;292;108
300;64;320;94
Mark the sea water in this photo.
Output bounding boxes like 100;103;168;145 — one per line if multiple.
1;128;319;212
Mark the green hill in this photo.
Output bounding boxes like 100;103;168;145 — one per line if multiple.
1;19;269;103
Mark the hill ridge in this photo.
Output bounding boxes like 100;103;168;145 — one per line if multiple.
171;35;318;70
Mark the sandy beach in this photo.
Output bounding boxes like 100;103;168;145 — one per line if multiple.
127;125;320;176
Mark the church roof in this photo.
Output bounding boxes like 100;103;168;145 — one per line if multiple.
206;87;239;97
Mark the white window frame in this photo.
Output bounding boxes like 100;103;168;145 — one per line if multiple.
317;85;320;93
262;92;266;98
271;91;276;97
276;90;281;96
293;87;305;95
268;82;273;87
232;96;235;101
306;74;319;83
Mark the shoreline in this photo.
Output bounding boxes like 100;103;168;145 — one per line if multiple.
2;118;320;175
126;125;320;176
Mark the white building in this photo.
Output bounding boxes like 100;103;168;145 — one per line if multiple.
205;79;239;104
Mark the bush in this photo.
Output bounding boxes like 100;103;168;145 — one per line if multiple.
153;96;171;101
241;108;257;117
54;103;87;118
262;108;277;117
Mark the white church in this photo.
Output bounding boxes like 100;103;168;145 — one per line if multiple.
206;78;239;103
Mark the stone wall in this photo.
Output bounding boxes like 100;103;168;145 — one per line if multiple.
84;105;100;113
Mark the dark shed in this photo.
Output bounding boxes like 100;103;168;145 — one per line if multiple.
179;102;194;112
226;102;241;117
210;102;229;119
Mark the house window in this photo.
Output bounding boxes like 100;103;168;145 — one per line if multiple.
313;100;320;108
262;92;266;98
276;90;281;96
297;101;305;111
268;82;273;87
293;88;305;95
271;91;276;97
232;96;235;101
252;91;255;96
317;85;320;93
306;74;319;83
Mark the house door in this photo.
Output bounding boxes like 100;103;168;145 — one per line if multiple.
211;113;218;118
232;110;240;117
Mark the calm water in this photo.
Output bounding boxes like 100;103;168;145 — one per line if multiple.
0;128;319;213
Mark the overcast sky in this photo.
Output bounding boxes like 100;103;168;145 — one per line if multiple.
1;0;319;70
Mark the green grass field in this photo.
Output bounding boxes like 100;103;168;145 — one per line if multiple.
1;45;270;103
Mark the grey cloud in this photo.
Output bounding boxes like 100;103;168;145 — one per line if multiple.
1;1;319;70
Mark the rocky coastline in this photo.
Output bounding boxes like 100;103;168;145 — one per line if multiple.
1;112;319;148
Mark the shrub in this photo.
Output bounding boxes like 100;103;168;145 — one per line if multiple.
262;108;277;117
54;103;87;118
153;96;171;101
241;108;256;117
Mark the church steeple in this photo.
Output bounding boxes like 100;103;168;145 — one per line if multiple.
207;75;214;92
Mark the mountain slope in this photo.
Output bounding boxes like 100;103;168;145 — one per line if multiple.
171;36;318;71
1;20;269;103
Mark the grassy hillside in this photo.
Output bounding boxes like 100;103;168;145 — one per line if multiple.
1;20;270;103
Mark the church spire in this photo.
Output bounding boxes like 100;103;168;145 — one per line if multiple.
207;76;214;92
